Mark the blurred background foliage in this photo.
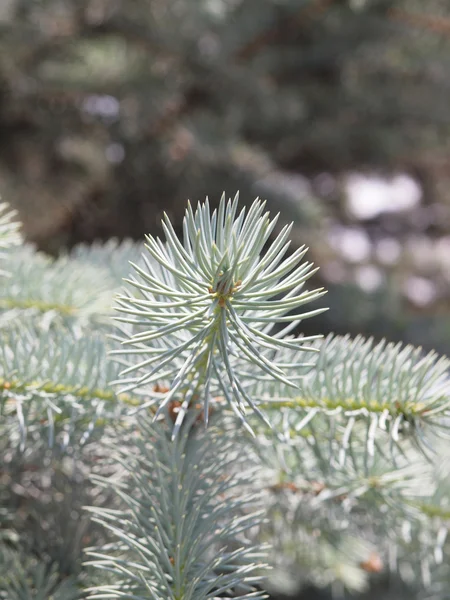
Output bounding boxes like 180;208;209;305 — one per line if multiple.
1;3;450;600
0;0;449;351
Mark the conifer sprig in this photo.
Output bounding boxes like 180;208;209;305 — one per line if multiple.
113;194;326;433
0;323;129;451
0;549;80;600
84;415;268;600
251;335;450;459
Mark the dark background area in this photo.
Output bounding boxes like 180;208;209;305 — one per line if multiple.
0;2;449;596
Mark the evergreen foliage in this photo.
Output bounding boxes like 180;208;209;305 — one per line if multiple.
84;415;268;600
0;195;449;600
112;195;325;433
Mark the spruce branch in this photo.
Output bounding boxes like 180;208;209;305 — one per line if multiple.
0;548;80;600
84;414;268;599
251;334;450;460
1;194;449;599
240;333;450;594
113;193;326;434
245;409;431;593
0;246;118;325
0;323;135;451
